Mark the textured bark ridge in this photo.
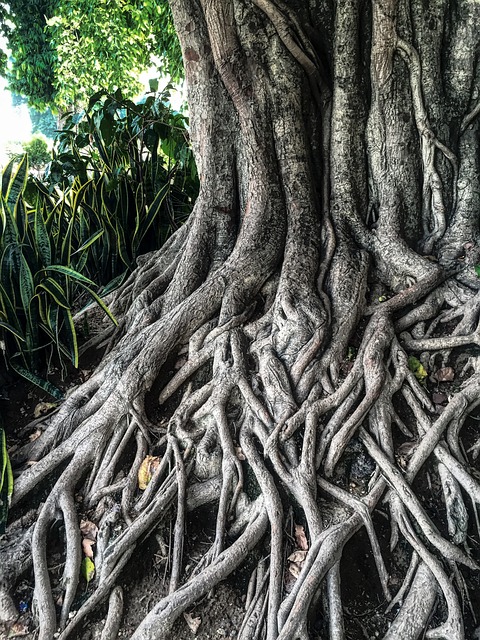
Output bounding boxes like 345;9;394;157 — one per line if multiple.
2;1;480;639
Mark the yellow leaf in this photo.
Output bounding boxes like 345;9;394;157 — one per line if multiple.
33;401;57;418
287;549;308;564
408;356;427;383
138;455;160;490
81;557;95;584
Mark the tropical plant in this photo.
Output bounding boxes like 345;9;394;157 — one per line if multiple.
44;84;198;284
0;155;115;396
22;135;51;172
0;86;198;393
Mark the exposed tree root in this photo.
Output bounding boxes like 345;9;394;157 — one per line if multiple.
3;251;480;639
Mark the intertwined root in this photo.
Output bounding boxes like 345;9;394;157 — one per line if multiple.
1;247;480;640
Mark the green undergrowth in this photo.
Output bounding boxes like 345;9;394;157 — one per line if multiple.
0;84;198;397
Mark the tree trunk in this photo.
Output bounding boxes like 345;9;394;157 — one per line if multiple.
2;1;480;639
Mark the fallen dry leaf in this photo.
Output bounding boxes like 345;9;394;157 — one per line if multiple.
33;401;57;418
235;445;246;461
287;548;308;581
138;455;160;490
82;538;95;559
183;612;201;634
294;524;308;551
7;622;29;638
288;562;302;579
287;549;308;564
28;429;42;442
80;520;98;540
435;367;455;382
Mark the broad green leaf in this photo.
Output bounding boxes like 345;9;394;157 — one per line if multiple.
19;255;35;315
81;557;95;584
34;204;52;266
1;158;15;200
1;198;20;247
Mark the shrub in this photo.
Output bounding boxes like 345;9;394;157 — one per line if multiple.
0;155;115;396
22;134;51;172
0;84;198;394
44;83;199;285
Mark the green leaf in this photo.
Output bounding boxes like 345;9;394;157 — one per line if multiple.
6;155;28;215
0;427;14;534
78;284;118;327
9;360;63;400
71;229;104;256
87;90;106;113
474;265;480;278
408;356;428;383
100;113;115;147
34;204;52;266
0;320;25;342
149;78;159;93
44;265;96;286
81;557;95;584
1;158;15;200
19;255;35;315
63;308;79;367
36;278;70;309
133;182;169;254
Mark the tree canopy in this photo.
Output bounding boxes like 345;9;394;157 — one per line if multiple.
0;0;182;110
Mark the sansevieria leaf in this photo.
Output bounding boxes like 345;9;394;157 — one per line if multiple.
45;265;96;285
9;360;63;400
34;205;52;266
79;283;118;326
36;278;70;309
5;155;28;216
0;425;14;534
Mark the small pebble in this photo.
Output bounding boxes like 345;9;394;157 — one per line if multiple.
432;392;447;404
